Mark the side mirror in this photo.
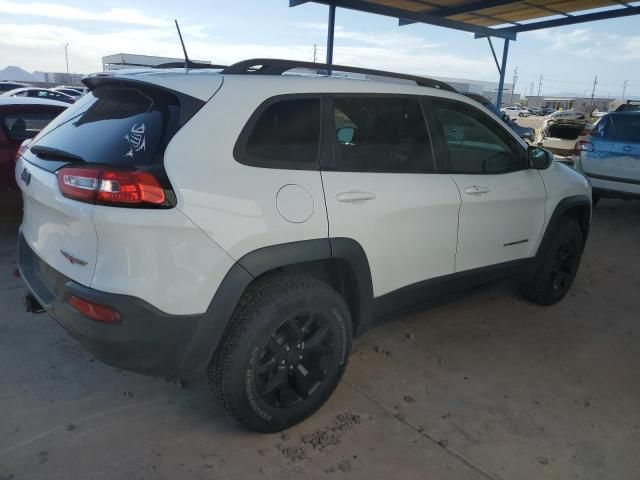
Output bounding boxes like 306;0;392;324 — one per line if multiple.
528;146;553;170
502;113;510;123
337;127;355;144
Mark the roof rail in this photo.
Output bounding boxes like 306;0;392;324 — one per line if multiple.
152;61;227;70
221;58;457;93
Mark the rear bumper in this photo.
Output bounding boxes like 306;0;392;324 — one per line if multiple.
17;230;216;378
588;174;640;199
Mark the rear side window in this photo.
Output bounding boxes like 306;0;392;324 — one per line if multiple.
432;99;523;174
28;85;181;166
1;111;64;140
328;96;433;173
236;97;321;169
604;114;640;142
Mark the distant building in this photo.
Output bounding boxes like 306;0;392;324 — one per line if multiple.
525;95;614;113
432;76;520;106
102;53;212;71
33;71;84;85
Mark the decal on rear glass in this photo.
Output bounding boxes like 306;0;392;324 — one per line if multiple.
124;123;146;158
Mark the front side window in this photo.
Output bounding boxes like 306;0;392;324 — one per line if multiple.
238;97;321;169
433;99;522;173
330;96;433;173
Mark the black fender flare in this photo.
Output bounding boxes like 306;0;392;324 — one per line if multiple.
178;238;373;376
535;194;591;260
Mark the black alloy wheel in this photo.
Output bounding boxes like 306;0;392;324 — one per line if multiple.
209;274;352;432
256;312;336;408
520;218;584;305
550;237;580;293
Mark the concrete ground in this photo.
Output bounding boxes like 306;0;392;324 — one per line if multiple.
1;199;639;480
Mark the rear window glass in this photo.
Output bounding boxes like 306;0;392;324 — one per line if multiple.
605;115;640;142
1;111;64;140
29;86;180;166
237;97;320;169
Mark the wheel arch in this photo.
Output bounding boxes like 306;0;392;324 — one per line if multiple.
537;195;591;259
240;238;374;334
179;238;373;376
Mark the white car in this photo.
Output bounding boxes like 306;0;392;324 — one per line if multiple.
16;59;591;432
2;87;76;104
51;86;85;99
538;110;589;159
501;106;530;118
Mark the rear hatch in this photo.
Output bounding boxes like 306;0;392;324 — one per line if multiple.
581;113;640;182
16;73;215;285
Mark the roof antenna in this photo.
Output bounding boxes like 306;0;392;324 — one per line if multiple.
174;19;190;69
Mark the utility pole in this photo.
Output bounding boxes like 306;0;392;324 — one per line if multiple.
590;75;598;111
510;66;518;103
313;44;318;63
529;82;534;96
537;75;543;96
64;42;70;74
622;80;628;101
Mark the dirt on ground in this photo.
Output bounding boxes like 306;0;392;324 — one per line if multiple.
1;198;639;480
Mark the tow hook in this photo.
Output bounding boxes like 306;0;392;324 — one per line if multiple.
24;293;45;313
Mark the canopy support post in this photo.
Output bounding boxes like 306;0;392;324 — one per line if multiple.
496;38;509;108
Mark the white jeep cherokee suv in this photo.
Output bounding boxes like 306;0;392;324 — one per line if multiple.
16;59;591;432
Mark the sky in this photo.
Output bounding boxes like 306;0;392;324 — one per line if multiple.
0;0;639;98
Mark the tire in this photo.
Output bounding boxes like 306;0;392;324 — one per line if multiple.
209;274;353;432
521;218;584;306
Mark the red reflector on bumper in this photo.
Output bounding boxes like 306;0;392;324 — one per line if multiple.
69;296;121;323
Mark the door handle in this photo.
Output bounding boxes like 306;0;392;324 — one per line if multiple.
463;185;490;195
335;191;376;203
623;145;633;152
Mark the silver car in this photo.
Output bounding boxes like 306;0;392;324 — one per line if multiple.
573;112;640;204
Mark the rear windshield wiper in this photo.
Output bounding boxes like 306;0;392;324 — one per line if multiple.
30;145;85;163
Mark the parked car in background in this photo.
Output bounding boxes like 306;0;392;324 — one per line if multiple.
16;59;591;432
0;81;30;93
573;112;640;204
527;107;543;116
537;110;588;160
1;87;76;104
615;100;640;112
0;98;68;223
463;93;535;142
52;86;85;99
501;106;530;118
542;107;556;116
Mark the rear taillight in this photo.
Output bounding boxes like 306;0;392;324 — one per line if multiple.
57;166;166;206
68;295;121;323
16;139;31;162
573;140;594;155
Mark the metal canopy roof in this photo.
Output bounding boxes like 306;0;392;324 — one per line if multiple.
292;1;640;39
290;1;640;107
